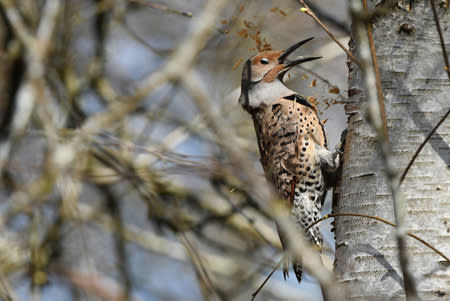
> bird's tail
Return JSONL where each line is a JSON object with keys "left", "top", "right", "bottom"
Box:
{"left": 293, "top": 261, "right": 303, "bottom": 283}
{"left": 282, "top": 256, "right": 303, "bottom": 283}
{"left": 306, "top": 224, "right": 324, "bottom": 246}
{"left": 277, "top": 222, "right": 323, "bottom": 283}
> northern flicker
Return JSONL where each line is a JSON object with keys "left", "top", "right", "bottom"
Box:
{"left": 238, "top": 37, "right": 342, "bottom": 282}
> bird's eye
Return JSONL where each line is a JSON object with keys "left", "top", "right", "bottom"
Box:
{"left": 260, "top": 58, "right": 269, "bottom": 64}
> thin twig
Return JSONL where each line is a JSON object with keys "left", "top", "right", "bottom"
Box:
{"left": 306, "top": 213, "right": 450, "bottom": 263}
{"left": 128, "top": 0, "right": 192, "bottom": 17}
{"left": 400, "top": 108, "right": 450, "bottom": 184}
{"left": 430, "top": 0, "right": 450, "bottom": 81}
{"left": 178, "top": 233, "right": 218, "bottom": 298}
{"left": 251, "top": 257, "right": 283, "bottom": 301}
{"left": 362, "top": 0, "right": 388, "bottom": 139}
{"left": 119, "top": 19, "right": 168, "bottom": 56}
{"left": 304, "top": 1, "right": 350, "bottom": 34}
{"left": 298, "top": 0, "right": 362, "bottom": 68}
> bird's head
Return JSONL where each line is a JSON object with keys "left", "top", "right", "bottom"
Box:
{"left": 239, "top": 37, "right": 321, "bottom": 111}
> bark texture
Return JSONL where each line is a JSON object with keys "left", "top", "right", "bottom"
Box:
{"left": 334, "top": 1, "right": 450, "bottom": 299}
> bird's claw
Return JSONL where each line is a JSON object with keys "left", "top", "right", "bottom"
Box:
{"left": 335, "top": 129, "right": 347, "bottom": 155}
{"left": 282, "top": 255, "right": 289, "bottom": 280}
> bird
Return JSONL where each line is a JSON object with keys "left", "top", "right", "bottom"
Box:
{"left": 238, "top": 37, "right": 342, "bottom": 282}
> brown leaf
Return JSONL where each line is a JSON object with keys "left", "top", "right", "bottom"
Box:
{"left": 232, "top": 58, "right": 243, "bottom": 71}
{"left": 237, "top": 29, "right": 248, "bottom": 38}
{"left": 329, "top": 86, "right": 340, "bottom": 94}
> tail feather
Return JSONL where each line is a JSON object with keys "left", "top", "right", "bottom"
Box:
{"left": 276, "top": 222, "right": 322, "bottom": 284}
{"left": 282, "top": 257, "right": 303, "bottom": 283}
{"left": 293, "top": 262, "right": 303, "bottom": 283}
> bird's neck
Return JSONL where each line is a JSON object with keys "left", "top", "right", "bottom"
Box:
{"left": 240, "top": 79, "right": 295, "bottom": 112}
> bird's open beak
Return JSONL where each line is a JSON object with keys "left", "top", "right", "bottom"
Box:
{"left": 278, "top": 37, "right": 321, "bottom": 80}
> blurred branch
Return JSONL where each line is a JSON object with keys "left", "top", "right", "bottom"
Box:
{"left": 362, "top": 0, "right": 388, "bottom": 139}
{"left": 119, "top": 19, "right": 169, "bottom": 56}
{"left": 81, "top": 0, "right": 229, "bottom": 134}
{"left": 74, "top": 202, "right": 244, "bottom": 277}
{"left": 178, "top": 233, "right": 219, "bottom": 299}
{"left": 54, "top": 266, "right": 143, "bottom": 301}
{"left": 0, "top": 0, "right": 62, "bottom": 174}
{"left": 0, "top": 271, "right": 14, "bottom": 301}
{"left": 128, "top": 0, "right": 192, "bottom": 17}
{"left": 0, "top": 0, "right": 353, "bottom": 299}
{"left": 0, "top": 0, "right": 34, "bottom": 50}
{"left": 251, "top": 258, "right": 282, "bottom": 300}
{"left": 102, "top": 186, "right": 131, "bottom": 301}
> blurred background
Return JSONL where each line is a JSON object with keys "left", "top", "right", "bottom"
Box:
{"left": 0, "top": 0, "right": 349, "bottom": 300}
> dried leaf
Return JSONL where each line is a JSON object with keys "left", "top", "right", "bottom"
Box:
{"left": 232, "top": 58, "right": 243, "bottom": 71}
{"left": 329, "top": 86, "right": 340, "bottom": 94}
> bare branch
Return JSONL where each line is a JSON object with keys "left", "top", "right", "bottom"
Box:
{"left": 298, "top": 0, "right": 361, "bottom": 67}
{"left": 307, "top": 213, "right": 450, "bottom": 264}
{"left": 128, "top": 0, "right": 193, "bottom": 17}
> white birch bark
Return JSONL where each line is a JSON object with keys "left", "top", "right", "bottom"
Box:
{"left": 334, "top": 1, "right": 450, "bottom": 298}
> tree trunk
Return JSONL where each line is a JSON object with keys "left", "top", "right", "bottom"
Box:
{"left": 334, "top": 1, "right": 450, "bottom": 299}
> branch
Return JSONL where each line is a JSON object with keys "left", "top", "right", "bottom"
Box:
{"left": 0, "top": 0, "right": 34, "bottom": 50}
{"left": 362, "top": 0, "right": 388, "bottom": 139}
{"left": 303, "top": 1, "right": 350, "bottom": 34}
{"left": 399, "top": 108, "right": 450, "bottom": 185}
{"left": 430, "top": 0, "right": 450, "bottom": 81}
{"left": 128, "top": 0, "right": 192, "bottom": 17}
{"left": 306, "top": 213, "right": 450, "bottom": 264}
{"left": 298, "top": 0, "right": 361, "bottom": 67}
